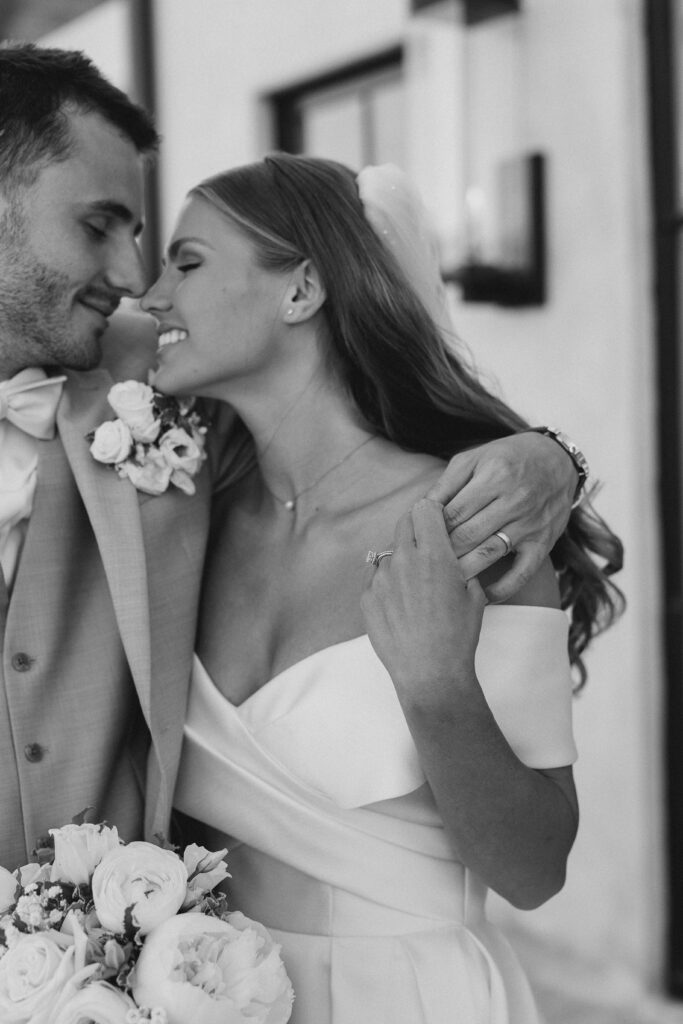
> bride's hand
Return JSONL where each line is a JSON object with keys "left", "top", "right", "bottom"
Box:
{"left": 361, "top": 499, "right": 487, "bottom": 704}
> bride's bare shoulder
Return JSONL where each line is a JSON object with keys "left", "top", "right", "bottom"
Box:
{"left": 358, "top": 443, "right": 446, "bottom": 523}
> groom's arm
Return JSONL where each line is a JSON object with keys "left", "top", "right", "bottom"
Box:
{"left": 426, "top": 430, "right": 583, "bottom": 602}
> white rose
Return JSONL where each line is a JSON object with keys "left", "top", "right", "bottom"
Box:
{"left": 107, "top": 381, "right": 158, "bottom": 441}
{"left": 0, "top": 931, "right": 76, "bottom": 1023}
{"left": 90, "top": 420, "right": 133, "bottom": 465}
{"left": 159, "top": 426, "right": 205, "bottom": 476}
{"left": 91, "top": 842, "right": 187, "bottom": 937}
{"left": 0, "top": 867, "right": 17, "bottom": 914}
{"left": 17, "top": 863, "right": 51, "bottom": 889}
{"left": 49, "top": 823, "right": 121, "bottom": 887}
{"left": 117, "top": 448, "right": 172, "bottom": 496}
{"left": 48, "top": 980, "right": 136, "bottom": 1024}
{"left": 131, "top": 911, "right": 294, "bottom": 1024}
{"left": 181, "top": 845, "right": 229, "bottom": 909}
{"left": 130, "top": 417, "right": 161, "bottom": 444}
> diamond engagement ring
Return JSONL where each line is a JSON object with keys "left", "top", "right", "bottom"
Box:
{"left": 494, "top": 531, "right": 513, "bottom": 556}
{"left": 366, "top": 549, "right": 394, "bottom": 567}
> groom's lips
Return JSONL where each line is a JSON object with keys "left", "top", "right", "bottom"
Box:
{"left": 79, "top": 295, "right": 120, "bottom": 319}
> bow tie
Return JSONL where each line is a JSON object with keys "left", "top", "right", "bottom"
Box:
{"left": 0, "top": 368, "right": 67, "bottom": 440}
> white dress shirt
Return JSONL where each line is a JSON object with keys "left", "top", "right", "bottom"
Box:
{"left": 0, "top": 419, "right": 39, "bottom": 589}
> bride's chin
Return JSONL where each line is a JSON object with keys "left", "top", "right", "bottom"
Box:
{"left": 149, "top": 366, "right": 180, "bottom": 394}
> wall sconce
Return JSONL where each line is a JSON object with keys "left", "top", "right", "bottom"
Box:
{"left": 413, "top": 0, "right": 545, "bottom": 307}
{"left": 412, "top": 0, "right": 520, "bottom": 25}
{"left": 450, "top": 152, "right": 546, "bottom": 306}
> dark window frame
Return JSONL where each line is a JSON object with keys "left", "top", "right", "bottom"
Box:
{"left": 271, "top": 47, "right": 403, "bottom": 155}
{"left": 646, "top": 0, "right": 683, "bottom": 998}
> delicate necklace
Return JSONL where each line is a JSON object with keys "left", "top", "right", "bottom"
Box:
{"left": 257, "top": 372, "right": 322, "bottom": 461}
{"left": 262, "top": 435, "right": 375, "bottom": 511}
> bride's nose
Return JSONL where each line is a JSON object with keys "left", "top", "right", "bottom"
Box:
{"left": 140, "top": 275, "right": 171, "bottom": 315}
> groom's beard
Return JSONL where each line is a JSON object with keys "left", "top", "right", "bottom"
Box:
{"left": 0, "top": 205, "right": 103, "bottom": 372}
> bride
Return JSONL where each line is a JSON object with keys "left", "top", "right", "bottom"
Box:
{"left": 141, "top": 154, "right": 622, "bottom": 1023}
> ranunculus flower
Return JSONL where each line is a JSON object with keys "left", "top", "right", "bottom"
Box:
{"left": 107, "top": 381, "right": 158, "bottom": 441}
{"left": 0, "top": 866, "right": 18, "bottom": 914}
{"left": 90, "top": 420, "right": 133, "bottom": 465}
{"left": 91, "top": 843, "right": 187, "bottom": 937}
{"left": 49, "top": 823, "right": 120, "bottom": 887}
{"left": 48, "top": 980, "right": 136, "bottom": 1024}
{"left": 0, "top": 930, "right": 76, "bottom": 1023}
{"left": 117, "top": 448, "right": 172, "bottom": 496}
{"left": 159, "top": 426, "right": 205, "bottom": 476}
{"left": 181, "top": 845, "right": 229, "bottom": 909}
{"left": 131, "top": 911, "right": 294, "bottom": 1024}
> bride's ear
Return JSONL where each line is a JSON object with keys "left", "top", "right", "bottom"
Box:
{"left": 283, "top": 260, "right": 326, "bottom": 323}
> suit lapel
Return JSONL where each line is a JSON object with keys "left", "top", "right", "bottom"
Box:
{"left": 56, "top": 370, "right": 153, "bottom": 726}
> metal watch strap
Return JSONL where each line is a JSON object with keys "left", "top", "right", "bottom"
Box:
{"left": 531, "top": 426, "right": 589, "bottom": 506}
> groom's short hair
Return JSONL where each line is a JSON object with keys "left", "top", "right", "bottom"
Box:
{"left": 0, "top": 42, "right": 159, "bottom": 193}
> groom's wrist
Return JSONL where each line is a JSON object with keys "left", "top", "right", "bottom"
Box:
{"left": 530, "top": 426, "right": 589, "bottom": 507}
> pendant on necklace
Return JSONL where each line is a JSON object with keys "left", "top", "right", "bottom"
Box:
{"left": 284, "top": 499, "right": 295, "bottom": 511}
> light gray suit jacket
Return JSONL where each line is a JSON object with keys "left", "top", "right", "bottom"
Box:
{"left": 0, "top": 366, "right": 211, "bottom": 868}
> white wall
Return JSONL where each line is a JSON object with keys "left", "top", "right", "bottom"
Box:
{"left": 41, "top": 0, "right": 666, "bottom": 1014}
{"left": 39, "top": 0, "right": 131, "bottom": 93}
{"left": 453, "top": 0, "right": 664, "bottom": 1012}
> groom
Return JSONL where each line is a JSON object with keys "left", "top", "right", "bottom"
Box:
{"left": 0, "top": 43, "right": 580, "bottom": 870}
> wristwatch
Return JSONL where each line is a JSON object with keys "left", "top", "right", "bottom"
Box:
{"left": 531, "top": 426, "right": 589, "bottom": 507}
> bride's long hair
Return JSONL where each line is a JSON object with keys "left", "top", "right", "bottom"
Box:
{"left": 192, "top": 152, "right": 624, "bottom": 687}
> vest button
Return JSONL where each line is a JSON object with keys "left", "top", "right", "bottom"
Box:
{"left": 12, "top": 652, "right": 33, "bottom": 672}
{"left": 24, "top": 743, "right": 43, "bottom": 763}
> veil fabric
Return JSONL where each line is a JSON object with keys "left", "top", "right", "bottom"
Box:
{"left": 356, "top": 164, "right": 455, "bottom": 343}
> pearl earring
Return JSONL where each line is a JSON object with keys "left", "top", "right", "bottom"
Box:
{"left": 286, "top": 309, "right": 294, "bottom": 317}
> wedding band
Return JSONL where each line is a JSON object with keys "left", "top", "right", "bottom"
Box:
{"left": 494, "top": 531, "right": 513, "bottom": 556}
{"left": 366, "top": 549, "right": 394, "bottom": 567}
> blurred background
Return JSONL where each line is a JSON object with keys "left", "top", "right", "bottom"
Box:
{"left": 1, "top": 0, "right": 680, "bottom": 1020}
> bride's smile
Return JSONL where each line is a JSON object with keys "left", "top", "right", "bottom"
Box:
{"left": 142, "top": 195, "right": 299, "bottom": 403}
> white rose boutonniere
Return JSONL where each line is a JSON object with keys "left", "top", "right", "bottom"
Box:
{"left": 89, "top": 420, "right": 133, "bottom": 465}
{"left": 107, "top": 382, "right": 160, "bottom": 443}
{"left": 88, "top": 383, "right": 207, "bottom": 496}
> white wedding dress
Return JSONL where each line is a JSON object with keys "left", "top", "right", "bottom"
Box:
{"left": 174, "top": 605, "right": 577, "bottom": 1024}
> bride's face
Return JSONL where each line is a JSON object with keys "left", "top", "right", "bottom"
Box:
{"left": 141, "top": 195, "right": 292, "bottom": 398}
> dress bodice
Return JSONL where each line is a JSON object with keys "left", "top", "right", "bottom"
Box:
{"left": 174, "top": 605, "right": 576, "bottom": 1024}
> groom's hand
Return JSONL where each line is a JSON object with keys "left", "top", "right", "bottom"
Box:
{"left": 425, "top": 432, "right": 578, "bottom": 602}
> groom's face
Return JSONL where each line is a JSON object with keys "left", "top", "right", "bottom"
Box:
{"left": 0, "top": 108, "right": 147, "bottom": 378}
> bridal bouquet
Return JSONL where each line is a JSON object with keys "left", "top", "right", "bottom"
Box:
{"left": 0, "top": 818, "right": 294, "bottom": 1024}
{"left": 88, "top": 381, "right": 207, "bottom": 496}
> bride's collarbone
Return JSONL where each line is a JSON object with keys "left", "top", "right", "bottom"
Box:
{"left": 199, "top": 455, "right": 446, "bottom": 701}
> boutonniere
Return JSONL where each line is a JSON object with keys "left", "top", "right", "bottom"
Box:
{"left": 87, "top": 381, "right": 208, "bottom": 496}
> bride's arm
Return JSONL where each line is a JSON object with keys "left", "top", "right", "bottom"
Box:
{"left": 361, "top": 499, "right": 578, "bottom": 911}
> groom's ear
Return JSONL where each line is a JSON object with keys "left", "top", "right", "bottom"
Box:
{"left": 283, "top": 259, "right": 326, "bottom": 323}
